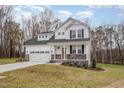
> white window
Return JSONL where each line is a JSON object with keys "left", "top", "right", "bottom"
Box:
{"left": 77, "top": 46, "right": 82, "bottom": 54}
{"left": 57, "top": 46, "right": 60, "bottom": 49}
{"left": 72, "top": 46, "right": 76, "bottom": 54}
{"left": 42, "top": 35, "right": 44, "bottom": 38}
{"left": 62, "top": 32, "right": 64, "bottom": 35}
{"left": 31, "top": 51, "right": 34, "bottom": 54}
{"left": 39, "top": 36, "right": 41, "bottom": 38}
{"left": 70, "top": 30, "right": 76, "bottom": 39}
{"left": 45, "top": 35, "right": 47, "bottom": 37}
{"left": 58, "top": 32, "right": 60, "bottom": 35}
{"left": 78, "top": 29, "right": 84, "bottom": 38}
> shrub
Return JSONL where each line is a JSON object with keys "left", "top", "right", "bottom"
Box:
{"left": 83, "top": 63, "right": 88, "bottom": 69}
{"left": 92, "top": 59, "right": 96, "bottom": 68}
{"left": 50, "top": 60, "right": 55, "bottom": 63}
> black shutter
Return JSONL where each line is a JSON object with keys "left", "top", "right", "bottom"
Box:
{"left": 70, "top": 45, "right": 72, "bottom": 54}
{"left": 82, "top": 29, "right": 84, "bottom": 38}
{"left": 70, "top": 30, "right": 72, "bottom": 38}
{"left": 82, "top": 45, "right": 84, "bottom": 54}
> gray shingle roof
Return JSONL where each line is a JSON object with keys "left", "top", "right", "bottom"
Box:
{"left": 24, "top": 38, "right": 48, "bottom": 45}
{"left": 24, "top": 35, "right": 90, "bottom": 45}
{"left": 49, "top": 35, "right": 90, "bottom": 43}
{"left": 41, "top": 31, "right": 54, "bottom": 34}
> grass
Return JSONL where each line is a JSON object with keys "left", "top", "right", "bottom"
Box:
{"left": 0, "top": 58, "right": 18, "bottom": 65}
{"left": 0, "top": 63, "right": 124, "bottom": 88}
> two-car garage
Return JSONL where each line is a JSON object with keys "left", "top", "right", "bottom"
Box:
{"left": 25, "top": 45, "right": 51, "bottom": 62}
{"left": 29, "top": 52, "right": 50, "bottom": 62}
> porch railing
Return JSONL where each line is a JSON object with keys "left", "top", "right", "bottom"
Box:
{"left": 66, "top": 54, "right": 86, "bottom": 59}
{"left": 51, "top": 54, "right": 86, "bottom": 60}
{"left": 51, "top": 54, "right": 61, "bottom": 59}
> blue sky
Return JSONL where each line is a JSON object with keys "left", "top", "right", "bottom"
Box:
{"left": 13, "top": 5, "right": 124, "bottom": 27}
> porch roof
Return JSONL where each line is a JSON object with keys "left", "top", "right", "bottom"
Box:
{"left": 24, "top": 35, "right": 90, "bottom": 45}
{"left": 48, "top": 35, "right": 90, "bottom": 43}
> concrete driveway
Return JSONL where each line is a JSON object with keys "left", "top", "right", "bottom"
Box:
{"left": 0, "top": 62, "right": 46, "bottom": 73}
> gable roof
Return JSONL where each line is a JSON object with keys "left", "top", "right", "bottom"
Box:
{"left": 24, "top": 17, "right": 90, "bottom": 45}
{"left": 54, "top": 17, "right": 90, "bottom": 32}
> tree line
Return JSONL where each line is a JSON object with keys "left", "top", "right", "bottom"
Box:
{"left": 0, "top": 6, "right": 23, "bottom": 58}
{"left": 91, "top": 24, "right": 124, "bottom": 65}
{"left": 0, "top": 5, "right": 61, "bottom": 58}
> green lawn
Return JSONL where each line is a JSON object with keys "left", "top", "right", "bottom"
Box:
{"left": 0, "top": 63, "right": 124, "bottom": 88}
{"left": 0, "top": 58, "right": 18, "bottom": 65}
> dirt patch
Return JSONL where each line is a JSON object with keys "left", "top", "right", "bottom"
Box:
{"left": 106, "top": 80, "right": 124, "bottom": 88}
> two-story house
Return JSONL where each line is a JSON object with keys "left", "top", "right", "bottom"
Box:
{"left": 24, "top": 17, "right": 91, "bottom": 66}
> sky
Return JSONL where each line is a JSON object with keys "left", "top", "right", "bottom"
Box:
{"left": 13, "top": 5, "right": 124, "bottom": 27}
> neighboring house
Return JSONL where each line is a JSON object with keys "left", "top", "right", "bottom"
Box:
{"left": 24, "top": 17, "right": 91, "bottom": 66}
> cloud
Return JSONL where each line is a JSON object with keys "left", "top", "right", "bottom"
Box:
{"left": 76, "top": 11, "right": 94, "bottom": 18}
{"left": 58, "top": 10, "right": 72, "bottom": 20}
{"left": 117, "top": 5, "right": 124, "bottom": 16}
{"left": 13, "top": 7, "right": 23, "bottom": 12}
{"left": 58, "top": 10, "right": 72, "bottom": 16}
{"left": 14, "top": 12, "right": 32, "bottom": 23}
{"left": 27, "top": 6, "right": 44, "bottom": 12}
{"left": 88, "top": 5, "right": 113, "bottom": 9}
{"left": 13, "top": 5, "right": 45, "bottom": 23}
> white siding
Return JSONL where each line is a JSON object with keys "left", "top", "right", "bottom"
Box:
{"left": 25, "top": 45, "right": 51, "bottom": 55}
{"left": 55, "top": 20, "right": 89, "bottom": 39}
{"left": 55, "top": 19, "right": 73, "bottom": 39}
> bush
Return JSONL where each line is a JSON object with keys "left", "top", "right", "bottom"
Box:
{"left": 50, "top": 60, "right": 55, "bottom": 63}
{"left": 92, "top": 59, "right": 96, "bottom": 68}
{"left": 83, "top": 62, "right": 88, "bottom": 69}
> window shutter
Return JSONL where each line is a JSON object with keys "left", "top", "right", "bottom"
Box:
{"left": 70, "top": 30, "right": 72, "bottom": 38}
{"left": 82, "top": 45, "right": 84, "bottom": 54}
{"left": 82, "top": 29, "right": 84, "bottom": 38}
{"left": 70, "top": 45, "right": 72, "bottom": 54}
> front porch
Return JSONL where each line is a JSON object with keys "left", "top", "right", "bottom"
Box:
{"left": 50, "top": 44, "right": 88, "bottom": 62}
{"left": 51, "top": 54, "right": 86, "bottom": 61}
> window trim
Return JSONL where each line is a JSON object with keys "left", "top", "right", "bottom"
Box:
{"left": 58, "top": 32, "right": 60, "bottom": 35}
{"left": 70, "top": 30, "right": 76, "bottom": 39}
{"left": 62, "top": 32, "right": 64, "bottom": 35}
{"left": 78, "top": 29, "right": 84, "bottom": 38}
{"left": 72, "top": 45, "right": 76, "bottom": 54}
{"left": 77, "top": 46, "right": 82, "bottom": 54}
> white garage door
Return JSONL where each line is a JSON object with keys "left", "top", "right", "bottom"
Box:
{"left": 29, "top": 53, "right": 50, "bottom": 62}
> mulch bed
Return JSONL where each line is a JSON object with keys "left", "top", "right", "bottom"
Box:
{"left": 62, "top": 64, "right": 104, "bottom": 71}
{"left": 87, "top": 67, "right": 104, "bottom": 71}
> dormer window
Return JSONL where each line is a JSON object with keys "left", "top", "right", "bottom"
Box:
{"left": 39, "top": 36, "right": 41, "bottom": 38}
{"left": 42, "top": 35, "right": 44, "bottom": 38}
{"left": 45, "top": 35, "right": 47, "bottom": 37}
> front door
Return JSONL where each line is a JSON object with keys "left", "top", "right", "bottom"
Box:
{"left": 61, "top": 48, "right": 64, "bottom": 59}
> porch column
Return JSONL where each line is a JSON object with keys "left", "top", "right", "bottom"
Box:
{"left": 64, "top": 45, "right": 66, "bottom": 60}
{"left": 54, "top": 45, "right": 56, "bottom": 60}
